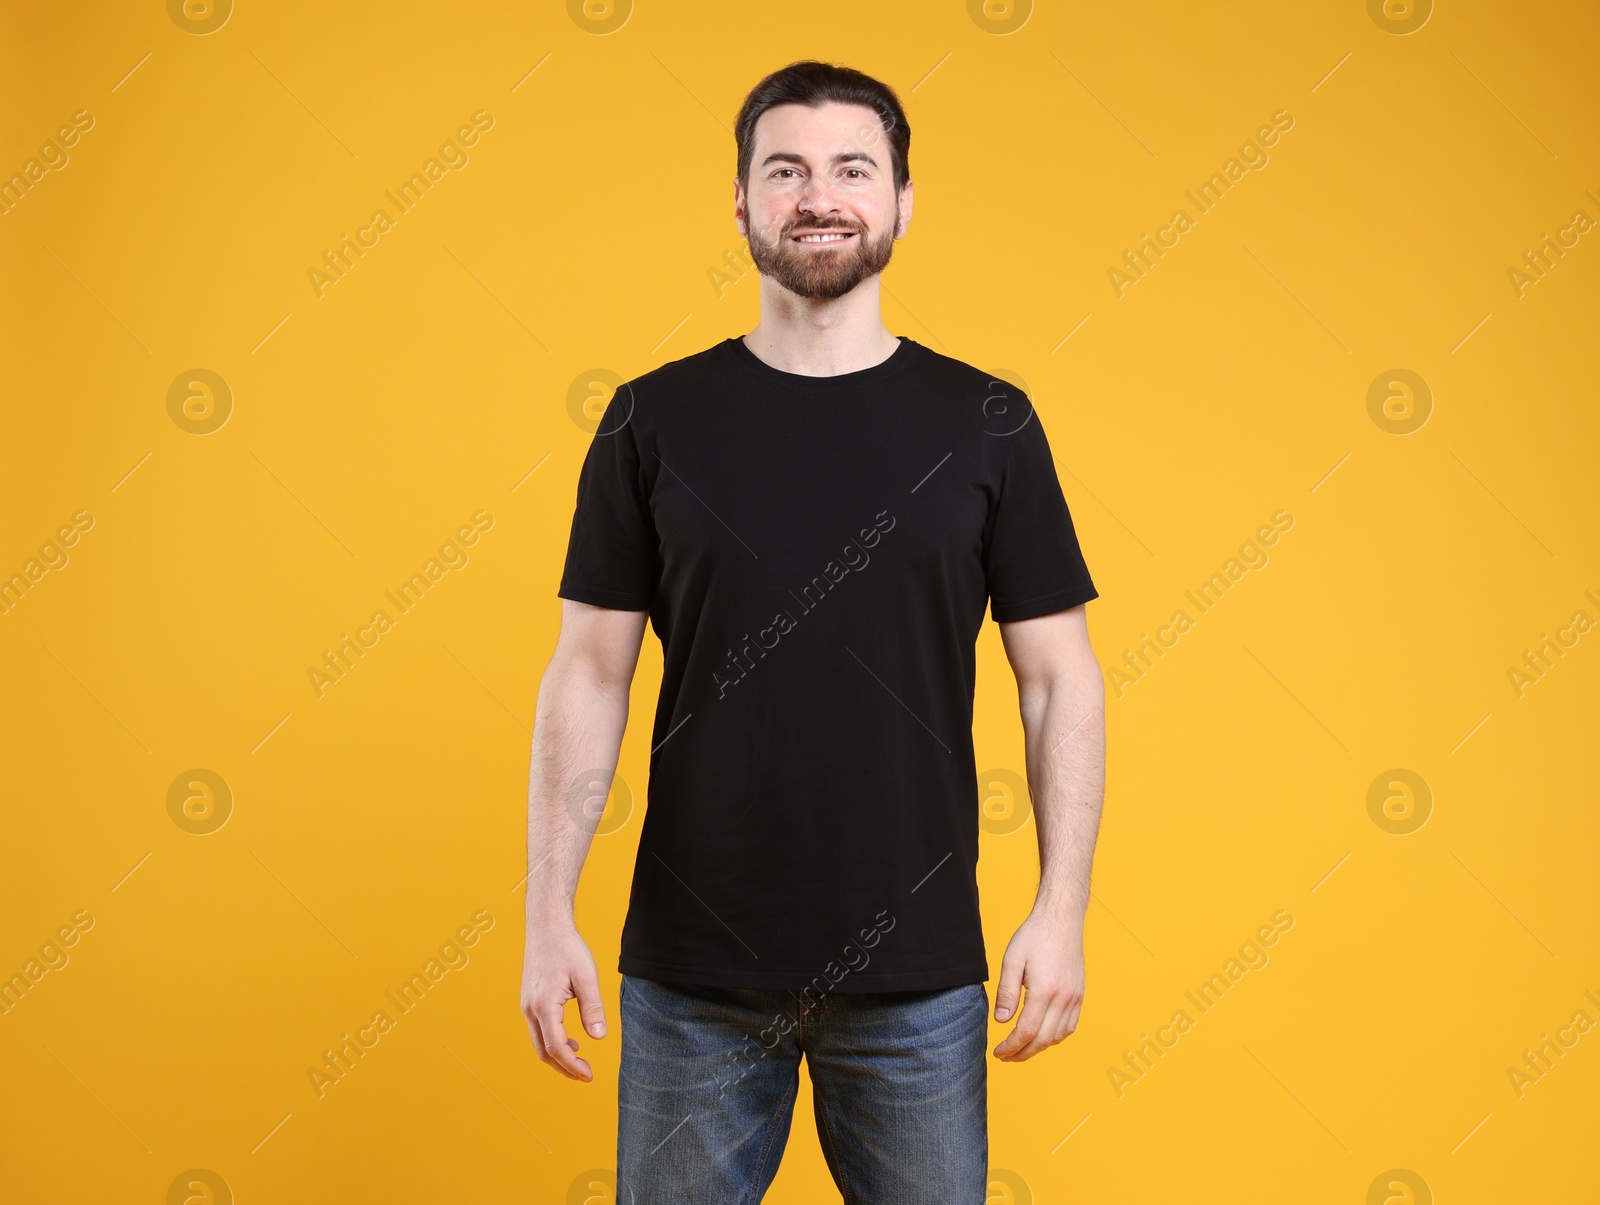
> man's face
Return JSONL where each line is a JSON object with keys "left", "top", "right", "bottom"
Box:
{"left": 737, "top": 101, "right": 911, "bottom": 300}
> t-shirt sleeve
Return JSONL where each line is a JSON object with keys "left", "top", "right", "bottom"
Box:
{"left": 556, "top": 393, "right": 659, "bottom": 611}
{"left": 983, "top": 407, "right": 1098, "bottom": 623}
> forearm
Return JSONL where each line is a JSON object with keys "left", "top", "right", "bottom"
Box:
{"left": 525, "top": 662, "right": 630, "bottom": 928}
{"left": 1018, "top": 666, "right": 1105, "bottom": 926}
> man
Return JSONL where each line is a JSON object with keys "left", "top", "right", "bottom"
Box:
{"left": 522, "top": 60, "right": 1105, "bottom": 1203}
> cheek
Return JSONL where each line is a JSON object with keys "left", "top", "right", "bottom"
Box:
{"left": 756, "top": 207, "right": 793, "bottom": 239}
{"left": 862, "top": 198, "right": 898, "bottom": 233}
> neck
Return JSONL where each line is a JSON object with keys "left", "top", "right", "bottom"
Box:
{"left": 743, "top": 275, "right": 900, "bottom": 376}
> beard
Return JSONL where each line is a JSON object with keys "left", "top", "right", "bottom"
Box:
{"left": 745, "top": 207, "right": 899, "bottom": 300}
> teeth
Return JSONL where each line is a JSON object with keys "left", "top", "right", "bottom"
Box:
{"left": 797, "top": 233, "right": 851, "bottom": 242}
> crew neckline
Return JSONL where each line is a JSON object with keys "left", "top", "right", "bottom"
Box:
{"left": 725, "top": 334, "right": 921, "bottom": 391}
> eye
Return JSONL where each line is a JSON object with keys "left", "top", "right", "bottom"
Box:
{"left": 843, "top": 168, "right": 866, "bottom": 179}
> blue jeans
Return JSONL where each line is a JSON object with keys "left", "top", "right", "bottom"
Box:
{"left": 616, "top": 974, "right": 989, "bottom": 1203}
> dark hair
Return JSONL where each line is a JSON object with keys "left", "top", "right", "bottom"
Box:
{"left": 734, "top": 61, "right": 911, "bottom": 195}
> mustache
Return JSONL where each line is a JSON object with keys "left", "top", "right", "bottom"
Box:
{"left": 788, "top": 217, "right": 859, "bottom": 231}
{"left": 754, "top": 217, "right": 866, "bottom": 241}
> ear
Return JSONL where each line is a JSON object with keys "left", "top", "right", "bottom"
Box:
{"left": 733, "top": 176, "right": 748, "bottom": 236}
{"left": 895, "top": 179, "right": 914, "bottom": 238}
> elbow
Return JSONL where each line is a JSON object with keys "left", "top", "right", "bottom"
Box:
{"left": 1018, "top": 661, "right": 1103, "bottom": 717}
{"left": 1032, "top": 637, "right": 1104, "bottom": 695}
{"left": 540, "top": 653, "right": 631, "bottom": 711}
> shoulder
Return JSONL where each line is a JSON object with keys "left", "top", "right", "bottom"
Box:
{"left": 904, "top": 342, "right": 1041, "bottom": 442}
{"left": 616, "top": 339, "right": 730, "bottom": 399}
{"left": 594, "top": 339, "right": 732, "bottom": 436}
{"left": 906, "top": 341, "right": 1009, "bottom": 391}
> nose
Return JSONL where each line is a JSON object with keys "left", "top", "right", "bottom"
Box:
{"left": 797, "top": 175, "right": 841, "bottom": 219}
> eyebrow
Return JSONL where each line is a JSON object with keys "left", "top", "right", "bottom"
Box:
{"left": 759, "top": 150, "right": 879, "bottom": 171}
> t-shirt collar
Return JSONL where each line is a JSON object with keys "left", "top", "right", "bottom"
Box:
{"left": 725, "top": 334, "right": 920, "bottom": 391}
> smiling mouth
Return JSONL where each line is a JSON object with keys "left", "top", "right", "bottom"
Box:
{"left": 791, "top": 231, "right": 857, "bottom": 244}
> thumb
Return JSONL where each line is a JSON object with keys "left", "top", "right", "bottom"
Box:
{"left": 572, "top": 963, "right": 608, "bottom": 1038}
{"left": 993, "top": 949, "right": 1024, "bottom": 1022}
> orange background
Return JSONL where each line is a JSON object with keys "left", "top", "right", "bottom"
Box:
{"left": 2, "top": 1, "right": 1596, "bottom": 1201}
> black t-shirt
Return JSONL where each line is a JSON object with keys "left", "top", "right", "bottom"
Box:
{"left": 557, "top": 334, "right": 1097, "bottom": 992}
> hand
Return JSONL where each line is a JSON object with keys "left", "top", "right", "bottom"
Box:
{"left": 521, "top": 919, "right": 608, "bottom": 1082}
{"left": 991, "top": 910, "right": 1085, "bottom": 1061}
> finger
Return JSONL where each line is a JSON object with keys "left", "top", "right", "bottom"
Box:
{"left": 1009, "top": 996, "right": 1068, "bottom": 1061}
{"left": 1035, "top": 991, "right": 1081, "bottom": 1048}
{"left": 528, "top": 1009, "right": 584, "bottom": 1081}
{"left": 993, "top": 951, "right": 1025, "bottom": 1023}
{"left": 528, "top": 1010, "right": 570, "bottom": 1078}
{"left": 538, "top": 1006, "right": 593, "bottom": 1081}
{"left": 993, "top": 978, "right": 1052, "bottom": 1058}
{"left": 1056, "top": 993, "right": 1084, "bottom": 1042}
{"left": 525, "top": 1006, "right": 550, "bottom": 1061}
{"left": 1048, "top": 984, "right": 1085, "bottom": 1044}
{"left": 1004, "top": 992, "right": 1068, "bottom": 1056}
{"left": 572, "top": 961, "right": 608, "bottom": 1039}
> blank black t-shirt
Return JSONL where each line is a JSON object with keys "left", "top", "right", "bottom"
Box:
{"left": 557, "top": 334, "right": 1096, "bottom": 992}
